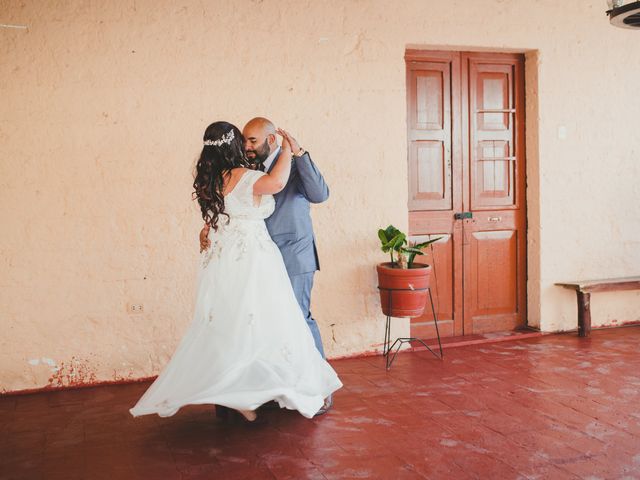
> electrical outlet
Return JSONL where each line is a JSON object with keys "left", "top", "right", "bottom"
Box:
{"left": 128, "top": 303, "right": 144, "bottom": 314}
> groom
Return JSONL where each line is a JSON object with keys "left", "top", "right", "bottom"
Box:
{"left": 200, "top": 117, "right": 333, "bottom": 414}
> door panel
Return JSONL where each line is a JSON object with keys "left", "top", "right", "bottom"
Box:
{"left": 415, "top": 71, "right": 444, "bottom": 130}
{"left": 463, "top": 53, "right": 526, "bottom": 333}
{"left": 407, "top": 50, "right": 526, "bottom": 338}
{"left": 470, "top": 61, "right": 518, "bottom": 210}
{"left": 406, "top": 50, "right": 464, "bottom": 338}
{"left": 408, "top": 233, "right": 456, "bottom": 338}
{"left": 469, "top": 229, "right": 517, "bottom": 313}
{"left": 407, "top": 59, "right": 455, "bottom": 212}
{"left": 408, "top": 213, "right": 463, "bottom": 337}
{"left": 414, "top": 141, "right": 445, "bottom": 201}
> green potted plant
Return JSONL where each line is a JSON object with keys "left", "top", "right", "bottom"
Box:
{"left": 376, "top": 225, "right": 440, "bottom": 317}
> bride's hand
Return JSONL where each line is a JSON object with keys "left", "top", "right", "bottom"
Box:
{"left": 277, "top": 128, "right": 293, "bottom": 153}
{"left": 199, "top": 224, "right": 211, "bottom": 253}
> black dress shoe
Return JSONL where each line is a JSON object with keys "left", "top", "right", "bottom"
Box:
{"left": 215, "top": 405, "right": 231, "bottom": 420}
{"left": 260, "top": 400, "right": 280, "bottom": 410}
{"left": 314, "top": 396, "right": 333, "bottom": 417}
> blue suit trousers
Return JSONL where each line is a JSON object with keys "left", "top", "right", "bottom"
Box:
{"left": 289, "top": 272, "right": 325, "bottom": 358}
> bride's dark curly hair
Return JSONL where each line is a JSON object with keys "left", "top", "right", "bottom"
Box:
{"left": 193, "top": 121, "right": 249, "bottom": 230}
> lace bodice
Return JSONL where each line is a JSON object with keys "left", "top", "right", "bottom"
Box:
{"left": 223, "top": 170, "right": 275, "bottom": 220}
{"left": 201, "top": 170, "right": 275, "bottom": 267}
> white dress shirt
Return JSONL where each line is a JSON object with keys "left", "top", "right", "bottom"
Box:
{"left": 262, "top": 145, "right": 281, "bottom": 172}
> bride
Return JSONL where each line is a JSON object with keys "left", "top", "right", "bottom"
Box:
{"left": 130, "top": 121, "right": 342, "bottom": 421}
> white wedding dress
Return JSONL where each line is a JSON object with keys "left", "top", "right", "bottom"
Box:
{"left": 130, "top": 170, "right": 342, "bottom": 419}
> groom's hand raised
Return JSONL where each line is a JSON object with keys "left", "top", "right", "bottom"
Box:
{"left": 199, "top": 224, "right": 211, "bottom": 252}
{"left": 278, "top": 129, "right": 301, "bottom": 156}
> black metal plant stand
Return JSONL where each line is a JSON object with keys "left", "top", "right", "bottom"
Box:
{"left": 379, "top": 286, "right": 443, "bottom": 370}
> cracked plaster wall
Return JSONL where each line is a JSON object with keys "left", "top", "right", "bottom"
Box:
{"left": 1, "top": 0, "right": 639, "bottom": 392}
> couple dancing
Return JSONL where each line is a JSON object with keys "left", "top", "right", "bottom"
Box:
{"left": 130, "top": 118, "right": 341, "bottom": 421}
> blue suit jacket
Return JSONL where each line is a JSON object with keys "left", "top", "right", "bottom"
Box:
{"left": 265, "top": 151, "right": 329, "bottom": 277}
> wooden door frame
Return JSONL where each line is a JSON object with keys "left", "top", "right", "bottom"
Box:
{"left": 406, "top": 48, "right": 529, "bottom": 335}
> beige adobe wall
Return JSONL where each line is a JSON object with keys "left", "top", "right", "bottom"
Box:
{"left": 1, "top": 0, "right": 639, "bottom": 392}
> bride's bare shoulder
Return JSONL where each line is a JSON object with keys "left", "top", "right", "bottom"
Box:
{"left": 230, "top": 167, "right": 253, "bottom": 178}
{"left": 226, "top": 167, "right": 249, "bottom": 181}
{"left": 223, "top": 167, "right": 252, "bottom": 195}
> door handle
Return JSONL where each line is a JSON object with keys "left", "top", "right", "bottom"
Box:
{"left": 454, "top": 212, "right": 473, "bottom": 220}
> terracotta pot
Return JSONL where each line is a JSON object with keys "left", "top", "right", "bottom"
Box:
{"left": 376, "top": 262, "right": 432, "bottom": 318}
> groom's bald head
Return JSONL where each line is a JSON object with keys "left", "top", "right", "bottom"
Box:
{"left": 245, "top": 117, "right": 276, "bottom": 136}
{"left": 243, "top": 117, "right": 277, "bottom": 165}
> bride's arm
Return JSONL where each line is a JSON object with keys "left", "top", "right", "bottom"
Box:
{"left": 253, "top": 129, "right": 293, "bottom": 195}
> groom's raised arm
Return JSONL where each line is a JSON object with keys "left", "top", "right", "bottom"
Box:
{"left": 295, "top": 152, "right": 329, "bottom": 204}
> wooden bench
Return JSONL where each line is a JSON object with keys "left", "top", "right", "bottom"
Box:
{"left": 556, "top": 277, "right": 640, "bottom": 337}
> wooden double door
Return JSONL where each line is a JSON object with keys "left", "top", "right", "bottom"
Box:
{"left": 406, "top": 50, "right": 526, "bottom": 338}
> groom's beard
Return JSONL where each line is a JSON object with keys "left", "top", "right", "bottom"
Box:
{"left": 246, "top": 139, "right": 270, "bottom": 169}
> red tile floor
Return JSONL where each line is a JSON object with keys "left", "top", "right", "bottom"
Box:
{"left": 3, "top": 327, "right": 640, "bottom": 479}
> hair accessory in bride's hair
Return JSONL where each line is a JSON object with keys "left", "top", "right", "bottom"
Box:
{"left": 203, "top": 129, "right": 235, "bottom": 147}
